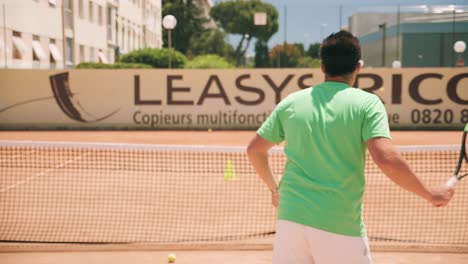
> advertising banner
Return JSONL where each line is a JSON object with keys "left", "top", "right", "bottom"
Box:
{"left": 0, "top": 68, "right": 467, "bottom": 130}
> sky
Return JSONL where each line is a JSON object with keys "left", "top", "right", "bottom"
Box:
{"left": 212, "top": 0, "right": 467, "bottom": 54}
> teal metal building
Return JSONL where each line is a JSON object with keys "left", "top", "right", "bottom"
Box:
{"left": 349, "top": 8, "right": 468, "bottom": 67}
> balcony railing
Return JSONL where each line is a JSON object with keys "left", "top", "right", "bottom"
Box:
{"left": 107, "top": 0, "right": 119, "bottom": 6}
{"left": 32, "top": 60, "right": 41, "bottom": 69}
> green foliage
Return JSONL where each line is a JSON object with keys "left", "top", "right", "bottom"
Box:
{"left": 185, "top": 54, "right": 234, "bottom": 69}
{"left": 211, "top": 0, "right": 279, "bottom": 66}
{"left": 297, "top": 57, "right": 321, "bottom": 68}
{"left": 294, "top": 43, "right": 305, "bottom": 56}
{"left": 75, "top": 62, "right": 151, "bottom": 69}
{"left": 211, "top": 0, "right": 278, "bottom": 41}
{"left": 120, "top": 48, "right": 187, "bottom": 68}
{"left": 306, "top": 43, "right": 321, "bottom": 59}
{"left": 269, "top": 44, "right": 302, "bottom": 68}
{"left": 188, "top": 29, "right": 234, "bottom": 60}
{"left": 254, "top": 40, "right": 270, "bottom": 68}
{"left": 162, "top": 0, "right": 208, "bottom": 54}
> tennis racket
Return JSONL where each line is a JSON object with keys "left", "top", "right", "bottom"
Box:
{"left": 446, "top": 123, "right": 468, "bottom": 188}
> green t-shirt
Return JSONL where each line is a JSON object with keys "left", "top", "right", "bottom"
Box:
{"left": 257, "top": 81, "right": 391, "bottom": 237}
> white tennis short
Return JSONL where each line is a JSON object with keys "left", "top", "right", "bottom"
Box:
{"left": 273, "top": 220, "right": 372, "bottom": 264}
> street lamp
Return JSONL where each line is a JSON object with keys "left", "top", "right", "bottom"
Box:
{"left": 243, "top": 34, "right": 250, "bottom": 67}
{"left": 392, "top": 60, "right": 401, "bottom": 68}
{"left": 320, "top": 24, "right": 327, "bottom": 41}
{"left": 378, "top": 23, "right": 387, "bottom": 67}
{"left": 162, "top": 15, "right": 177, "bottom": 68}
{"left": 454, "top": 40, "right": 466, "bottom": 67}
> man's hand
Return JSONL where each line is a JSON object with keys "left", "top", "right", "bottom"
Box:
{"left": 367, "top": 137, "right": 456, "bottom": 207}
{"left": 427, "top": 185, "right": 455, "bottom": 207}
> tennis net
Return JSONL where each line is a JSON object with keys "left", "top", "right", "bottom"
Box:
{"left": 0, "top": 141, "right": 467, "bottom": 252}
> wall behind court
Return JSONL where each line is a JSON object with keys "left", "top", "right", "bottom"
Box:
{"left": 0, "top": 68, "right": 467, "bottom": 130}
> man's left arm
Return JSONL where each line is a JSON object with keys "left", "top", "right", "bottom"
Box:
{"left": 247, "top": 134, "right": 279, "bottom": 207}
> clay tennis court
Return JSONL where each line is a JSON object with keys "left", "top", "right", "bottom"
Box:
{"left": 1, "top": 130, "right": 467, "bottom": 264}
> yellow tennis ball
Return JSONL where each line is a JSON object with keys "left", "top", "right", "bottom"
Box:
{"left": 168, "top": 253, "right": 176, "bottom": 263}
{"left": 208, "top": 128, "right": 212, "bottom": 132}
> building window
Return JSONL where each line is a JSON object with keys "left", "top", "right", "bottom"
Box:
{"left": 89, "top": 47, "right": 95, "bottom": 62}
{"left": 79, "top": 45, "right": 85, "bottom": 62}
{"left": 107, "top": 8, "right": 112, "bottom": 26}
{"left": 98, "top": 5, "right": 103, "bottom": 26}
{"left": 135, "top": 30, "right": 138, "bottom": 49}
{"left": 115, "top": 20, "right": 119, "bottom": 44}
{"left": 127, "top": 27, "right": 131, "bottom": 51}
{"left": 64, "top": 0, "right": 72, "bottom": 9}
{"left": 79, "top": 0, "right": 84, "bottom": 19}
{"left": 88, "top": 1, "right": 94, "bottom": 23}
{"left": 65, "top": 37, "right": 74, "bottom": 67}
{"left": 32, "top": 35, "right": 46, "bottom": 62}
{"left": 49, "top": 39, "right": 63, "bottom": 68}
{"left": 64, "top": 0, "right": 73, "bottom": 29}
{"left": 12, "top": 31, "right": 26, "bottom": 60}
{"left": 107, "top": 7, "right": 113, "bottom": 41}
{"left": 129, "top": 29, "right": 132, "bottom": 50}
{"left": 0, "top": 38, "right": 5, "bottom": 63}
{"left": 135, "top": 33, "right": 139, "bottom": 49}
{"left": 121, "top": 25, "right": 125, "bottom": 51}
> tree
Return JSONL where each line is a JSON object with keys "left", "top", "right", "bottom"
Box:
{"left": 269, "top": 44, "right": 302, "bottom": 68}
{"left": 254, "top": 40, "right": 269, "bottom": 68}
{"left": 162, "top": 0, "right": 208, "bottom": 54}
{"left": 211, "top": 0, "right": 279, "bottom": 66}
{"left": 294, "top": 43, "right": 305, "bottom": 56}
{"left": 187, "top": 29, "right": 234, "bottom": 60}
{"left": 306, "top": 43, "right": 321, "bottom": 59}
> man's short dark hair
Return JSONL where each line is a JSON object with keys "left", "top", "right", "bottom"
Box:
{"left": 320, "top": 31, "right": 361, "bottom": 77}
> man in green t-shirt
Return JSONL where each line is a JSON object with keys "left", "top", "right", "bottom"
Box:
{"left": 247, "top": 31, "right": 454, "bottom": 264}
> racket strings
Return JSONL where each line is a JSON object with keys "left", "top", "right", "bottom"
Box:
{"left": 459, "top": 172, "right": 468, "bottom": 180}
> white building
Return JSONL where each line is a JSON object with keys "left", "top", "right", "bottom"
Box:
{"left": 0, "top": 0, "right": 162, "bottom": 69}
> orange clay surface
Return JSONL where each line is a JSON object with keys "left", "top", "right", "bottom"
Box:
{"left": 1, "top": 130, "right": 466, "bottom": 264}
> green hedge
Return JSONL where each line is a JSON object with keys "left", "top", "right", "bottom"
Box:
{"left": 297, "top": 57, "right": 321, "bottom": 68}
{"left": 120, "top": 48, "right": 187, "bottom": 68}
{"left": 75, "top": 62, "right": 151, "bottom": 69}
{"left": 185, "top": 54, "right": 234, "bottom": 69}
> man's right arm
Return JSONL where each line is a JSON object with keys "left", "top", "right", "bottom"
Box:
{"left": 366, "top": 137, "right": 454, "bottom": 207}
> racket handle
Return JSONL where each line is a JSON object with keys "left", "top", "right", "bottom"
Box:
{"left": 446, "top": 176, "right": 459, "bottom": 188}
